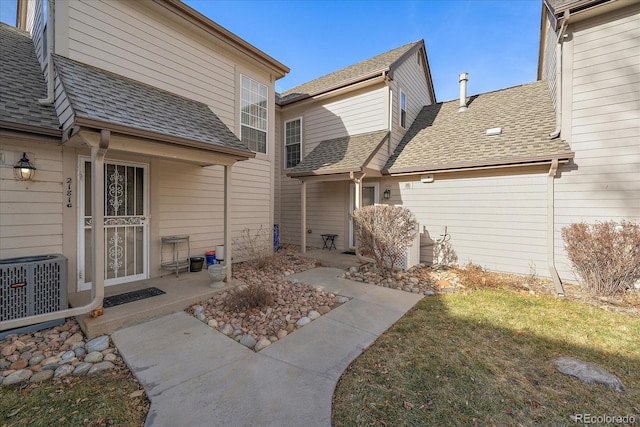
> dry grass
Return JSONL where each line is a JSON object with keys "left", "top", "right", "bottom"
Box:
{"left": 332, "top": 288, "right": 640, "bottom": 426}
{"left": 0, "top": 368, "right": 148, "bottom": 427}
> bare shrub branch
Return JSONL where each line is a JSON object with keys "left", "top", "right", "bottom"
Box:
{"left": 226, "top": 284, "right": 274, "bottom": 311}
{"left": 234, "top": 226, "right": 274, "bottom": 269}
{"left": 353, "top": 205, "right": 418, "bottom": 272}
{"left": 561, "top": 220, "right": 640, "bottom": 295}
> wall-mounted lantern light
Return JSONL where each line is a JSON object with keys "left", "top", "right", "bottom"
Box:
{"left": 383, "top": 188, "right": 391, "bottom": 200}
{"left": 14, "top": 152, "right": 36, "bottom": 181}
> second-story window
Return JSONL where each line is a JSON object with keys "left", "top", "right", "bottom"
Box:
{"left": 400, "top": 91, "right": 407, "bottom": 128}
{"left": 285, "top": 118, "right": 302, "bottom": 168}
{"left": 240, "top": 75, "right": 268, "bottom": 153}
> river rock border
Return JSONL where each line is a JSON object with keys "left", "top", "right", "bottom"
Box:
{"left": 191, "top": 278, "right": 350, "bottom": 352}
{"left": 0, "top": 319, "right": 120, "bottom": 387}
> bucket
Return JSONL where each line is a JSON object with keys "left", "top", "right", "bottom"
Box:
{"left": 215, "top": 245, "right": 224, "bottom": 261}
{"left": 205, "top": 251, "right": 216, "bottom": 267}
{"left": 189, "top": 257, "right": 204, "bottom": 272}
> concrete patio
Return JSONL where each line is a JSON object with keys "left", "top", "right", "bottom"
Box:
{"left": 68, "top": 248, "right": 361, "bottom": 339}
{"left": 111, "top": 267, "right": 424, "bottom": 427}
{"left": 69, "top": 269, "right": 230, "bottom": 339}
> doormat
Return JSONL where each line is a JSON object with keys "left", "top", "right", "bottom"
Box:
{"left": 342, "top": 250, "right": 356, "bottom": 255}
{"left": 103, "top": 287, "right": 166, "bottom": 308}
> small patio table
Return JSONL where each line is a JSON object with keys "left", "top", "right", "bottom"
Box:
{"left": 321, "top": 234, "right": 337, "bottom": 250}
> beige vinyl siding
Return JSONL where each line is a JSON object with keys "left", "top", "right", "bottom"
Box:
{"left": 0, "top": 142, "right": 63, "bottom": 259}
{"left": 304, "top": 86, "right": 386, "bottom": 149}
{"left": 542, "top": 11, "right": 559, "bottom": 110}
{"left": 65, "top": 0, "right": 236, "bottom": 127}
{"left": 274, "top": 114, "right": 282, "bottom": 226}
{"left": 382, "top": 168, "right": 550, "bottom": 276}
{"left": 54, "top": 73, "right": 74, "bottom": 131}
{"left": 306, "top": 181, "right": 349, "bottom": 250}
{"left": 554, "top": 4, "right": 640, "bottom": 281}
{"left": 279, "top": 178, "right": 302, "bottom": 247}
{"left": 388, "top": 50, "right": 432, "bottom": 154}
{"left": 154, "top": 159, "right": 273, "bottom": 273}
{"left": 366, "top": 140, "right": 392, "bottom": 171}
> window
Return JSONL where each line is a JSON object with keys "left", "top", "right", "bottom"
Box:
{"left": 240, "top": 75, "right": 268, "bottom": 153}
{"left": 400, "top": 91, "right": 407, "bottom": 128}
{"left": 284, "top": 118, "right": 302, "bottom": 168}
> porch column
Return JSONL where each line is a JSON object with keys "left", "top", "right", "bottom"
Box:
{"left": 224, "top": 164, "right": 233, "bottom": 283}
{"left": 90, "top": 130, "right": 109, "bottom": 304}
{"left": 301, "top": 180, "right": 307, "bottom": 253}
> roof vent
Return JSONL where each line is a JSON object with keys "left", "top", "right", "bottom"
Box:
{"left": 486, "top": 127, "right": 502, "bottom": 136}
{"left": 458, "top": 72, "right": 468, "bottom": 112}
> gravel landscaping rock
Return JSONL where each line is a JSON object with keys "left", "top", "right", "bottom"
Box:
{"left": 86, "top": 336, "right": 110, "bottom": 353}
{"left": 0, "top": 319, "right": 123, "bottom": 387}
{"left": 85, "top": 351, "right": 104, "bottom": 363}
{"left": 555, "top": 356, "right": 625, "bottom": 392}
{"left": 190, "top": 248, "right": 347, "bottom": 351}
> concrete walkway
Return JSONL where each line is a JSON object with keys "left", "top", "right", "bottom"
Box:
{"left": 111, "top": 268, "right": 423, "bottom": 427}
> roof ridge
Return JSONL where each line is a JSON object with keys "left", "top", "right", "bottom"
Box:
{"left": 436, "top": 79, "right": 548, "bottom": 105}
{"left": 0, "top": 22, "right": 31, "bottom": 38}
{"left": 280, "top": 40, "right": 421, "bottom": 99}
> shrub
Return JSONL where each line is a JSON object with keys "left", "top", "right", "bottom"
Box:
{"left": 561, "top": 220, "right": 640, "bottom": 295}
{"left": 456, "top": 262, "right": 538, "bottom": 290}
{"left": 226, "top": 284, "right": 274, "bottom": 311}
{"left": 353, "top": 205, "right": 418, "bottom": 272}
{"left": 234, "top": 226, "right": 274, "bottom": 269}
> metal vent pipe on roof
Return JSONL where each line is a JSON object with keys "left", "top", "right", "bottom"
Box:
{"left": 458, "top": 72, "right": 468, "bottom": 112}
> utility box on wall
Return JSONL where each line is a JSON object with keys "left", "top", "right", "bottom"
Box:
{"left": 0, "top": 254, "right": 68, "bottom": 322}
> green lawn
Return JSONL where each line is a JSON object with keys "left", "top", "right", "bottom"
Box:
{"left": 332, "top": 289, "right": 640, "bottom": 426}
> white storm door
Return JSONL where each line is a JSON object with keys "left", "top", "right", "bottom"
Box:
{"left": 79, "top": 159, "right": 149, "bottom": 291}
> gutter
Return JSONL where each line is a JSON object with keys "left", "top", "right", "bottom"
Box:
{"left": 383, "top": 154, "right": 574, "bottom": 176}
{"left": 549, "top": 10, "right": 570, "bottom": 139}
{"left": 278, "top": 70, "right": 387, "bottom": 106}
{"left": 547, "top": 159, "right": 565, "bottom": 296}
{"left": 0, "top": 130, "right": 110, "bottom": 332}
{"left": 0, "top": 120, "right": 63, "bottom": 138}
{"left": 74, "top": 117, "right": 255, "bottom": 160}
{"left": 38, "top": 0, "right": 54, "bottom": 105}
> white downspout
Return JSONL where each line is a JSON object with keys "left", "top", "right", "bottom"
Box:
{"left": 547, "top": 158, "right": 564, "bottom": 296}
{"left": 301, "top": 180, "right": 307, "bottom": 253}
{"left": 38, "top": 0, "right": 54, "bottom": 105}
{"left": 549, "top": 10, "right": 570, "bottom": 139}
{"left": 0, "top": 130, "right": 109, "bottom": 331}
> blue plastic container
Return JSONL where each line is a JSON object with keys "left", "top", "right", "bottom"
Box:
{"left": 205, "top": 251, "right": 216, "bottom": 266}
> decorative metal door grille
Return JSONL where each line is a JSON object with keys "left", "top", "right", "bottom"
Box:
{"left": 83, "top": 161, "right": 147, "bottom": 286}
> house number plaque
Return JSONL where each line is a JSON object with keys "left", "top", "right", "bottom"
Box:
{"left": 66, "top": 177, "right": 73, "bottom": 208}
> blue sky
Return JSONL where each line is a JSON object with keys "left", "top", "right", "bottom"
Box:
{"left": 0, "top": 0, "right": 543, "bottom": 102}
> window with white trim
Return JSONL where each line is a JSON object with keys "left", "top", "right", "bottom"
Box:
{"left": 400, "top": 90, "right": 407, "bottom": 128}
{"left": 284, "top": 118, "right": 302, "bottom": 168}
{"left": 240, "top": 75, "right": 268, "bottom": 153}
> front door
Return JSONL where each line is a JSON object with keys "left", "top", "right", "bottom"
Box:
{"left": 79, "top": 159, "right": 149, "bottom": 291}
{"left": 349, "top": 183, "right": 379, "bottom": 248}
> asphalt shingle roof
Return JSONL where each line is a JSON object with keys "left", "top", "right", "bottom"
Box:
{"left": 287, "top": 130, "right": 389, "bottom": 177}
{"left": 0, "top": 23, "right": 61, "bottom": 132}
{"left": 53, "top": 55, "right": 249, "bottom": 151}
{"left": 384, "top": 81, "right": 573, "bottom": 173}
{"left": 279, "top": 41, "right": 421, "bottom": 103}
